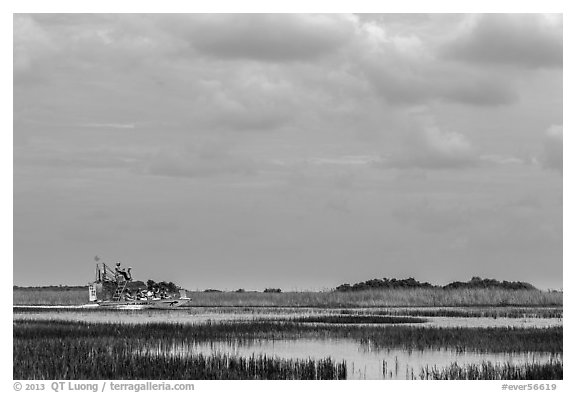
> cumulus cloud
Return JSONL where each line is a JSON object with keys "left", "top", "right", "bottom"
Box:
{"left": 364, "top": 61, "right": 517, "bottom": 106}
{"left": 160, "top": 14, "right": 357, "bottom": 62}
{"left": 13, "top": 14, "right": 563, "bottom": 290}
{"left": 443, "top": 14, "right": 563, "bottom": 68}
{"left": 377, "top": 111, "right": 477, "bottom": 170}
{"left": 14, "top": 15, "right": 57, "bottom": 75}
{"left": 540, "top": 125, "right": 563, "bottom": 172}
{"left": 385, "top": 127, "right": 475, "bottom": 169}
{"left": 191, "top": 69, "right": 297, "bottom": 132}
{"left": 12, "top": 14, "right": 561, "bottom": 173}
{"left": 14, "top": 13, "right": 546, "bottom": 121}
{"left": 356, "top": 21, "right": 518, "bottom": 106}
{"left": 422, "top": 126, "right": 473, "bottom": 159}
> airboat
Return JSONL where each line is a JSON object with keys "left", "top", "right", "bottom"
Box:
{"left": 88, "top": 261, "right": 190, "bottom": 309}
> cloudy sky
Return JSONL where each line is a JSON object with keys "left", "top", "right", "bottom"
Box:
{"left": 14, "top": 14, "right": 562, "bottom": 290}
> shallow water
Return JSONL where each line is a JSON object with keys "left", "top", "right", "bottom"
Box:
{"left": 13, "top": 306, "right": 563, "bottom": 328}
{"left": 14, "top": 306, "right": 562, "bottom": 380}
{"left": 137, "top": 337, "right": 560, "bottom": 380}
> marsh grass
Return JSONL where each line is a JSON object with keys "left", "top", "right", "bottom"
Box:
{"left": 288, "top": 315, "right": 428, "bottom": 324}
{"left": 14, "top": 337, "right": 346, "bottom": 380}
{"left": 12, "top": 305, "right": 562, "bottom": 322}
{"left": 14, "top": 288, "right": 87, "bottom": 305}
{"left": 13, "top": 287, "right": 562, "bottom": 307}
{"left": 180, "top": 288, "right": 563, "bottom": 307}
{"left": 15, "top": 320, "right": 563, "bottom": 354}
{"left": 419, "top": 359, "right": 563, "bottom": 380}
{"left": 13, "top": 320, "right": 562, "bottom": 380}
{"left": 340, "top": 307, "right": 563, "bottom": 319}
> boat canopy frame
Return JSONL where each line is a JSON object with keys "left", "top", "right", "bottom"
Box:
{"left": 95, "top": 262, "right": 124, "bottom": 284}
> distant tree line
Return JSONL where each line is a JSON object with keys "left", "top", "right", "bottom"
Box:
{"left": 443, "top": 277, "right": 536, "bottom": 290}
{"left": 14, "top": 276, "right": 538, "bottom": 294}
{"left": 335, "top": 276, "right": 536, "bottom": 292}
{"left": 335, "top": 277, "right": 434, "bottom": 292}
{"left": 202, "top": 288, "right": 283, "bottom": 293}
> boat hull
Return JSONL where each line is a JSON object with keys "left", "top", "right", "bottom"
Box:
{"left": 96, "top": 298, "right": 190, "bottom": 309}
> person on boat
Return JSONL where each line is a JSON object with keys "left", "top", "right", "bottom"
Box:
{"left": 124, "top": 290, "right": 135, "bottom": 301}
{"left": 115, "top": 262, "right": 132, "bottom": 281}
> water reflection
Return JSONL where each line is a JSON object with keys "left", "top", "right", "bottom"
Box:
{"left": 138, "top": 337, "right": 560, "bottom": 380}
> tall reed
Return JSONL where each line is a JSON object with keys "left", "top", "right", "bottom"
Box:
{"left": 14, "top": 287, "right": 562, "bottom": 307}
{"left": 419, "top": 360, "right": 562, "bottom": 380}
{"left": 14, "top": 335, "right": 346, "bottom": 380}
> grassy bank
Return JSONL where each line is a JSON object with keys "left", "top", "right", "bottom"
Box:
{"left": 13, "top": 287, "right": 563, "bottom": 307}
{"left": 419, "top": 360, "right": 562, "bottom": 380}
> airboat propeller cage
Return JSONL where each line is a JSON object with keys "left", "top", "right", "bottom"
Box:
{"left": 89, "top": 262, "right": 131, "bottom": 301}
